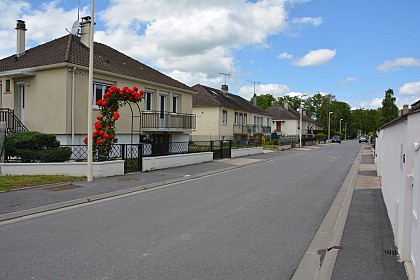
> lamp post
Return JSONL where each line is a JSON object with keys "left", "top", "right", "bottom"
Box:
{"left": 344, "top": 122, "right": 347, "bottom": 140}
{"left": 328, "top": 111, "right": 333, "bottom": 142}
{"left": 299, "top": 93, "right": 307, "bottom": 148}
{"left": 87, "top": 0, "right": 95, "bottom": 182}
{"left": 339, "top": 118, "right": 343, "bottom": 133}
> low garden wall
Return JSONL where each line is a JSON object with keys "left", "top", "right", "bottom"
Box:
{"left": 231, "top": 147, "right": 263, "bottom": 158}
{"left": 142, "top": 152, "right": 213, "bottom": 172}
{"left": 0, "top": 160, "right": 124, "bottom": 178}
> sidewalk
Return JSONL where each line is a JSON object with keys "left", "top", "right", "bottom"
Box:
{"left": 331, "top": 145, "right": 408, "bottom": 279}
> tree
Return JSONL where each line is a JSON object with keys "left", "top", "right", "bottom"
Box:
{"left": 276, "top": 95, "right": 301, "bottom": 110}
{"left": 379, "top": 88, "right": 398, "bottom": 126}
{"left": 254, "top": 94, "right": 276, "bottom": 109}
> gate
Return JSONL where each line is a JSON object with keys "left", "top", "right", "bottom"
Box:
{"left": 121, "top": 144, "right": 143, "bottom": 173}
{"left": 212, "top": 140, "right": 231, "bottom": 160}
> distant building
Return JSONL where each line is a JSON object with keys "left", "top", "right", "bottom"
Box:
{"left": 191, "top": 84, "right": 272, "bottom": 141}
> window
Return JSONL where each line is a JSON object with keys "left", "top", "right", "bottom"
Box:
{"left": 144, "top": 91, "right": 153, "bottom": 111}
{"left": 267, "top": 118, "right": 270, "bottom": 126}
{"left": 244, "top": 113, "right": 247, "bottom": 124}
{"left": 5, "top": 79, "right": 10, "bottom": 92}
{"left": 172, "top": 95, "right": 179, "bottom": 113}
{"left": 222, "top": 110, "right": 227, "bottom": 125}
{"left": 93, "top": 81, "right": 113, "bottom": 106}
{"left": 234, "top": 112, "right": 238, "bottom": 124}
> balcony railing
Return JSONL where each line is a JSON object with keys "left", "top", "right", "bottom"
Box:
{"left": 233, "top": 124, "right": 271, "bottom": 134}
{"left": 142, "top": 111, "right": 196, "bottom": 131}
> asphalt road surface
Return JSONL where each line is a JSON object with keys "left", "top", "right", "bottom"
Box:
{"left": 1, "top": 142, "right": 361, "bottom": 280}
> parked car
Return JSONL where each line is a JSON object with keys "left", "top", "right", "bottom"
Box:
{"left": 359, "top": 136, "right": 368, "bottom": 143}
{"left": 332, "top": 135, "right": 341, "bottom": 143}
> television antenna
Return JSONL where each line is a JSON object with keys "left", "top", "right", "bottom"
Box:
{"left": 219, "top": 72, "right": 231, "bottom": 85}
{"left": 66, "top": 0, "right": 81, "bottom": 35}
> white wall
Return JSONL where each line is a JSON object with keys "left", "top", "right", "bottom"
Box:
{"left": 376, "top": 111, "right": 420, "bottom": 278}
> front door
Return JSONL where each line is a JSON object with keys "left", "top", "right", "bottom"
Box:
{"left": 276, "top": 121, "right": 281, "bottom": 132}
{"left": 18, "top": 85, "right": 25, "bottom": 125}
{"left": 159, "top": 94, "right": 167, "bottom": 128}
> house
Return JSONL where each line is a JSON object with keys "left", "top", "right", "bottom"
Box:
{"left": 0, "top": 18, "right": 196, "bottom": 146}
{"left": 266, "top": 103, "right": 321, "bottom": 136}
{"left": 375, "top": 99, "right": 420, "bottom": 279}
{"left": 191, "top": 84, "right": 272, "bottom": 141}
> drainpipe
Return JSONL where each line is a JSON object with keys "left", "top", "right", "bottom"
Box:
{"left": 71, "top": 67, "right": 76, "bottom": 145}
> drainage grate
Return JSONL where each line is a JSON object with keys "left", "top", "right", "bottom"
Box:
{"left": 44, "top": 184, "right": 81, "bottom": 191}
{"left": 384, "top": 250, "right": 399, "bottom": 255}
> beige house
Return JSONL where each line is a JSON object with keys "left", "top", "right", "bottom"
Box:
{"left": 191, "top": 84, "right": 272, "bottom": 141}
{"left": 0, "top": 18, "right": 196, "bottom": 145}
{"left": 266, "top": 103, "right": 322, "bottom": 136}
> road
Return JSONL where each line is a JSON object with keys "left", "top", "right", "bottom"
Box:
{"left": 1, "top": 142, "right": 361, "bottom": 280}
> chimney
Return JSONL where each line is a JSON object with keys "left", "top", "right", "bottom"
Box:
{"left": 16, "top": 20, "right": 26, "bottom": 56}
{"left": 402, "top": 104, "right": 409, "bottom": 115}
{"left": 221, "top": 84, "right": 229, "bottom": 95}
{"left": 80, "top": 16, "right": 92, "bottom": 47}
{"left": 252, "top": 93, "right": 257, "bottom": 106}
{"left": 283, "top": 101, "right": 288, "bottom": 110}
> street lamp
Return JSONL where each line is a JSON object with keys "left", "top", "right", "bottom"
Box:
{"left": 299, "top": 93, "right": 307, "bottom": 148}
{"left": 328, "top": 111, "right": 333, "bottom": 142}
{"left": 339, "top": 118, "right": 343, "bottom": 133}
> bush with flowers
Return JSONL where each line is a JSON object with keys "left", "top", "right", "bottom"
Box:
{"left": 84, "top": 85, "right": 144, "bottom": 160}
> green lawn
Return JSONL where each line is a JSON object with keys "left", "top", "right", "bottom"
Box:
{"left": 0, "top": 175, "right": 86, "bottom": 191}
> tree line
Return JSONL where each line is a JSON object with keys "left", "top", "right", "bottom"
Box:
{"left": 253, "top": 89, "right": 399, "bottom": 138}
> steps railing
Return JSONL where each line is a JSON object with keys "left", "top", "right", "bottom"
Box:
{"left": 0, "top": 108, "right": 28, "bottom": 134}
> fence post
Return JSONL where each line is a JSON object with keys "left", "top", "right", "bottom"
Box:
{"left": 210, "top": 140, "right": 214, "bottom": 152}
{"left": 138, "top": 143, "right": 142, "bottom": 171}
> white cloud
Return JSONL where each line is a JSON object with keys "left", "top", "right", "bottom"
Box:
{"left": 290, "top": 17, "right": 323, "bottom": 27}
{"left": 353, "top": 98, "right": 382, "bottom": 109}
{"left": 238, "top": 83, "right": 290, "bottom": 100}
{"left": 94, "top": 0, "right": 291, "bottom": 86}
{"left": 292, "top": 49, "right": 336, "bottom": 67}
{"left": 338, "top": 77, "right": 356, "bottom": 87}
{"left": 278, "top": 52, "right": 293, "bottom": 60}
{"left": 398, "top": 81, "right": 420, "bottom": 95}
{"left": 0, "top": 0, "right": 88, "bottom": 58}
{"left": 377, "top": 57, "right": 420, "bottom": 72}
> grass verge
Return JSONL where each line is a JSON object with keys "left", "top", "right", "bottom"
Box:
{"left": 0, "top": 175, "right": 86, "bottom": 192}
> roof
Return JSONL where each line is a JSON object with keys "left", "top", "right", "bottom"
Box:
{"left": 380, "top": 100, "right": 420, "bottom": 130}
{"left": 0, "top": 34, "right": 193, "bottom": 92}
{"left": 266, "top": 104, "right": 314, "bottom": 123}
{"left": 192, "top": 84, "right": 272, "bottom": 116}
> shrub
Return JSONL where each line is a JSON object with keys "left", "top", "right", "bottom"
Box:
{"left": 316, "top": 133, "right": 326, "bottom": 140}
{"left": 5, "top": 131, "right": 71, "bottom": 162}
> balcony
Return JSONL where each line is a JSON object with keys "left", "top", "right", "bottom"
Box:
{"left": 141, "top": 111, "right": 196, "bottom": 132}
{"left": 233, "top": 124, "right": 271, "bottom": 134}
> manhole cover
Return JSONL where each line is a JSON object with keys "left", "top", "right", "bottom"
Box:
{"left": 44, "top": 185, "right": 81, "bottom": 191}
{"left": 118, "top": 177, "right": 140, "bottom": 182}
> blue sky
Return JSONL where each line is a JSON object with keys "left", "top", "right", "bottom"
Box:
{"left": 1, "top": 0, "right": 419, "bottom": 109}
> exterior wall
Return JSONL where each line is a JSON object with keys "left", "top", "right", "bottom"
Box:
{"left": 0, "top": 160, "right": 124, "bottom": 177}
{"left": 282, "top": 119, "right": 298, "bottom": 135}
{"left": 231, "top": 147, "right": 263, "bottom": 158}
{"left": 192, "top": 106, "right": 222, "bottom": 140}
{"left": 5, "top": 68, "right": 68, "bottom": 134}
{"left": 376, "top": 111, "right": 420, "bottom": 276}
{"left": 142, "top": 152, "right": 213, "bottom": 171}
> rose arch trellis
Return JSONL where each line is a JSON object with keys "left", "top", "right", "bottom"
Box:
{"left": 84, "top": 85, "right": 144, "bottom": 160}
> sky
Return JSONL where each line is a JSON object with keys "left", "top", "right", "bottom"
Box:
{"left": 1, "top": 0, "right": 419, "bottom": 110}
